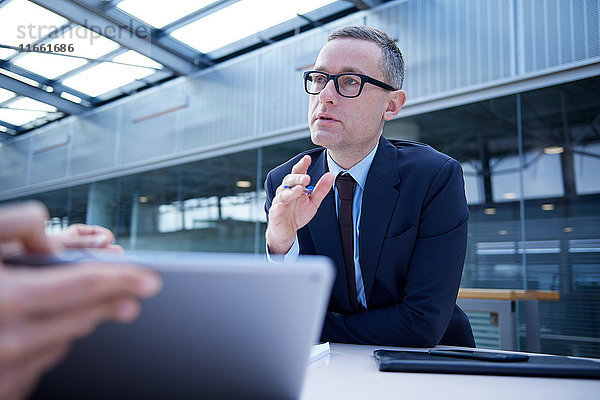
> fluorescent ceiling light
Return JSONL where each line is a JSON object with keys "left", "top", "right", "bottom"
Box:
{"left": 236, "top": 180, "right": 252, "bottom": 188}
{"left": 60, "top": 92, "right": 82, "bottom": 104}
{"left": 117, "top": 0, "right": 217, "bottom": 28}
{"left": 544, "top": 146, "right": 564, "bottom": 155}
{"left": 0, "top": 68, "right": 40, "bottom": 87}
{"left": 171, "top": 0, "right": 336, "bottom": 53}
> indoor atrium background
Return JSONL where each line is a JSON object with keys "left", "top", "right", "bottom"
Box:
{"left": 1, "top": 0, "right": 598, "bottom": 357}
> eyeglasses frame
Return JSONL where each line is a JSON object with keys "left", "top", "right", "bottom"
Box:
{"left": 303, "top": 70, "right": 398, "bottom": 98}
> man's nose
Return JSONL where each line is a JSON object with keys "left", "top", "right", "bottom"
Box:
{"left": 318, "top": 78, "right": 338, "bottom": 103}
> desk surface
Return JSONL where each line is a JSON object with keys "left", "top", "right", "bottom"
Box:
{"left": 301, "top": 344, "right": 600, "bottom": 400}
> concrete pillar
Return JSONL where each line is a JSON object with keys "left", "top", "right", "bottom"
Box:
{"left": 86, "top": 181, "right": 115, "bottom": 229}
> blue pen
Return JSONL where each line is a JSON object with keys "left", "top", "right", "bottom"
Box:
{"left": 284, "top": 185, "right": 314, "bottom": 194}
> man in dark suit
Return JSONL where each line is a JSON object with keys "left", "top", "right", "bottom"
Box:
{"left": 264, "top": 26, "right": 474, "bottom": 347}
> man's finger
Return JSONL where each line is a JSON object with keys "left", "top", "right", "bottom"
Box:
{"left": 309, "top": 172, "right": 335, "bottom": 206}
{"left": 60, "top": 224, "right": 115, "bottom": 248}
{"left": 280, "top": 174, "right": 310, "bottom": 189}
{"left": 0, "top": 341, "right": 70, "bottom": 400}
{"left": 105, "top": 244, "right": 124, "bottom": 253}
{"left": 0, "top": 297, "right": 139, "bottom": 369}
{"left": 0, "top": 201, "right": 52, "bottom": 253}
{"left": 0, "top": 264, "right": 161, "bottom": 322}
{"left": 274, "top": 184, "right": 307, "bottom": 205}
{"left": 290, "top": 155, "right": 311, "bottom": 175}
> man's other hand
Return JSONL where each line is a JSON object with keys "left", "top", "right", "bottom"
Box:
{"left": 266, "top": 155, "right": 334, "bottom": 254}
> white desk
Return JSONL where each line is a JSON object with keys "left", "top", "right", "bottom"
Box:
{"left": 301, "top": 343, "right": 600, "bottom": 400}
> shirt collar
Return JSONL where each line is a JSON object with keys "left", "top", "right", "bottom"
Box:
{"left": 326, "top": 141, "right": 379, "bottom": 191}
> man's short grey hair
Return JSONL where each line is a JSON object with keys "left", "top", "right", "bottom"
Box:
{"left": 328, "top": 25, "right": 404, "bottom": 90}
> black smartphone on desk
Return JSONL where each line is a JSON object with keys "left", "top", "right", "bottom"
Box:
{"left": 373, "top": 349, "right": 600, "bottom": 378}
{"left": 428, "top": 349, "right": 529, "bottom": 362}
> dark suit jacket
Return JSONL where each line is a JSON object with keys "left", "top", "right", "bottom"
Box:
{"left": 264, "top": 136, "right": 475, "bottom": 347}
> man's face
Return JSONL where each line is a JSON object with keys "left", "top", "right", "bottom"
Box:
{"left": 308, "top": 38, "right": 398, "bottom": 156}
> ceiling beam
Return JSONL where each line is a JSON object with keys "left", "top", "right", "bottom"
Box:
{"left": 161, "top": 0, "right": 242, "bottom": 33}
{"left": 345, "top": 0, "right": 383, "bottom": 10}
{"left": 0, "top": 73, "right": 88, "bottom": 115}
{"left": 0, "top": 119, "right": 22, "bottom": 135}
{"left": 29, "top": 0, "right": 209, "bottom": 74}
{"left": 0, "top": 61, "right": 97, "bottom": 105}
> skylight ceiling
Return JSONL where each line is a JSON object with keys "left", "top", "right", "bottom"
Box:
{"left": 0, "top": 96, "right": 57, "bottom": 126}
{"left": 0, "top": 88, "right": 16, "bottom": 103}
{"left": 0, "top": 0, "right": 67, "bottom": 59}
{"left": 171, "top": 0, "right": 337, "bottom": 54}
{"left": 0, "top": 0, "right": 355, "bottom": 135}
{"left": 117, "top": 0, "right": 218, "bottom": 29}
{"left": 12, "top": 26, "right": 121, "bottom": 79}
{"left": 62, "top": 51, "right": 162, "bottom": 97}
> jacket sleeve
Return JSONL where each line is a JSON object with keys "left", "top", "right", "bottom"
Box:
{"left": 264, "top": 170, "right": 276, "bottom": 223}
{"left": 321, "top": 158, "right": 469, "bottom": 347}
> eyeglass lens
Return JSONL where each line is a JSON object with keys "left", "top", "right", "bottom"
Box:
{"left": 306, "top": 72, "right": 363, "bottom": 97}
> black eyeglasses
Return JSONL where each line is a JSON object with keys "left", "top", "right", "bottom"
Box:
{"left": 303, "top": 70, "right": 397, "bottom": 98}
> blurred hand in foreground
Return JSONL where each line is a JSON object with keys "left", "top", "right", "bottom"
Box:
{"left": 0, "top": 201, "right": 162, "bottom": 400}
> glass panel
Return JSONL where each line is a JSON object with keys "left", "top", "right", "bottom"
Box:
{"left": 0, "top": 96, "right": 57, "bottom": 125}
{"left": 12, "top": 26, "right": 121, "bottom": 81}
{"left": 574, "top": 142, "right": 600, "bottom": 194}
{"left": 0, "top": 0, "right": 68, "bottom": 59}
{"left": 171, "top": 0, "right": 336, "bottom": 53}
{"left": 0, "top": 87, "right": 16, "bottom": 103}
{"left": 384, "top": 95, "right": 522, "bottom": 292}
{"left": 117, "top": 0, "right": 217, "bottom": 28}
{"left": 47, "top": 26, "right": 121, "bottom": 60}
{"left": 12, "top": 52, "right": 87, "bottom": 79}
{"left": 520, "top": 76, "right": 600, "bottom": 357}
{"left": 62, "top": 60, "right": 155, "bottom": 97}
{"left": 112, "top": 50, "right": 162, "bottom": 70}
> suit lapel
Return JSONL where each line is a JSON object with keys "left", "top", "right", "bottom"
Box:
{"left": 306, "top": 150, "right": 350, "bottom": 310}
{"left": 359, "top": 137, "right": 401, "bottom": 305}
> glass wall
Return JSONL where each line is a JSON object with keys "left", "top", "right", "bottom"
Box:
{"left": 4, "top": 77, "right": 599, "bottom": 357}
{"left": 383, "top": 76, "right": 600, "bottom": 357}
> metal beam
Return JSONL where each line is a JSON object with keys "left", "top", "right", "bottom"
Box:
{"left": 29, "top": 0, "right": 208, "bottom": 74}
{"left": 0, "top": 73, "right": 88, "bottom": 115}
{"left": 345, "top": 0, "right": 383, "bottom": 10}
{"left": 0, "top": 119, "right": 22, "bottom": 134}
{"left": 161, "top": 0, "right": 242, "bottom": 33}
{"left": 0, "top": 61, "right": 97, "bottom": 105}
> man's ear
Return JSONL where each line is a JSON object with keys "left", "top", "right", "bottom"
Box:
{"left": 383, "top": 90, "right": 406, "bottom": 121}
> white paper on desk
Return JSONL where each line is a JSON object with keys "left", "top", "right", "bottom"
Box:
{"left": 308, "top": 342, "right": 330, "bottom": 364}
